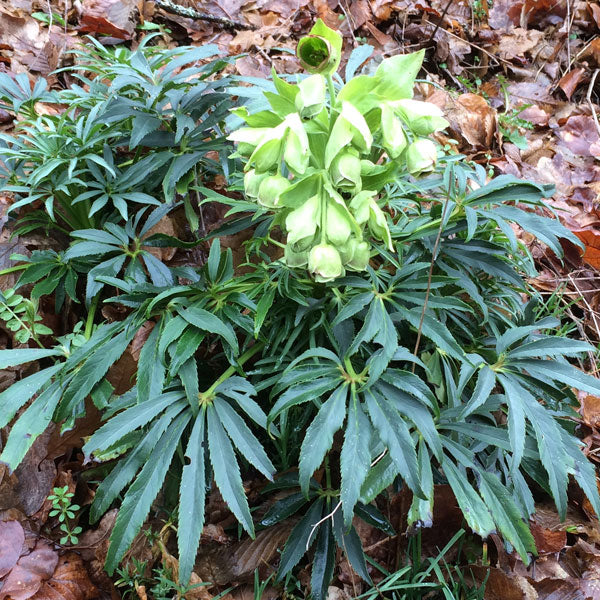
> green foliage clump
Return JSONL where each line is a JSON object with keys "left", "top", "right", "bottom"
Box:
{"left": 0, "top": 24, "right": 598, "bottom": 600}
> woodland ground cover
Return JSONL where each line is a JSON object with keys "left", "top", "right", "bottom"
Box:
{"left": 0, "top": 2, "right": 599, "bottom": 600}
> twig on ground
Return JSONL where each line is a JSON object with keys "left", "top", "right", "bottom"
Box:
{"left": 587, "top": 68, "right": 600, "bottom": 139}
{"left": 426, "top": 0, "right": 454, "bottom": 45}
{"left": 153, "top": 0, "right": 253, "bottom": 30}
{"left": 339, "top": 1, "right": 359, "bottom": 48}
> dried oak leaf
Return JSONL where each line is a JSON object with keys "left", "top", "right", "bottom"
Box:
{"left": 0, "top": 540, "right": 58, "bottom": 600}
{"left": 0, "top": 520, "right": 25, "bottom": 578}
{"left": 29, "top": 553, "right": 98, "bottom": 600}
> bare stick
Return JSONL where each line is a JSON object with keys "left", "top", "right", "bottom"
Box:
{"left": 587, "top": 68, "right": 600, "bottom": 139}
{"left": 426, "top": 0, "right": 454, "bottom": 44}
{"left": 153, "top": 0, "right": 253, "bottom": 30}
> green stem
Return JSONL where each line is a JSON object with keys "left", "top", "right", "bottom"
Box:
{"left": 326, "top": 74, "right": 337, "bottom": 108}
{"left": 202, "top": 342, "right": 266, "bottom": 398}
{"left": 0, "top": 264, "right": 28, "bottom": 277}
{"left": 324, "top": 454, "right": 332, "bottom": 490}
{"left": 267, "top": 235, "right": 286, "bottom": 249}
{"left": 85, "top": 293, "right": 100, "bottom": 340}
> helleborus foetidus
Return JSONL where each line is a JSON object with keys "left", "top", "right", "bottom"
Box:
{"left": 227, "top": 19, "right": 449, "bottom": 282}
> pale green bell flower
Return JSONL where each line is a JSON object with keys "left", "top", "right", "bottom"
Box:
{"left": 325, "top": 198, "right": 353, "bottom": 247}
{"left": 346, "top": 239, "right": 371, "bottom": 271}
{"left": 330, "top": 150, "right": 362, "bottom": 192}
{"left": 283, "top": 113, "right": 310, "bottom": 175}
{"left": 284, "top": 244, "right": 309, "bottom": 268}
{"left": 391, "top": 99, "right": 449, "bottom": 136}
{"left": 406, "top": 139, "right": 438, "bottom": 175}
{"left": 380, "top": 104, "right": 407, "bottom": 159}
{"left": 257, "top": 174, "right": 291, "bottom": 209}
{"left": 244, "top": 169, "right": 271, "bottom": 200}
{"left": 325, "top": 101, "right": 373, "bottom": 167}
{"left": 308, "top": 243, "right": 344, "bottom": 282}
{"left": 296, "top": 74, "right": 326, "bottom": 119}
{"left": 285, "top": 193, "right": 321, "bottom": 247}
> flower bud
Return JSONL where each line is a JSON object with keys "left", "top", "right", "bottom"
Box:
{"left": 296, "top": 19, "right": 343, "bottom": 76}
{"left": 381, "top": 104, "right": 407, "bottom": 159}
{"left": 325, "top": 199, "right": 353, "bottom": 247}
{"left": 308, "top": 243, "right": 344, "bottom": 282}
{"left": 250, "top": 138, "right": 282, "bottom": 172}
{"left": 406, "top": 139, "right": 438, "bottom": 175}
{"left": 244, "top": 169, "right": 270, "bottom": 200}
{"left": 284, "top": 245, "right": 309, "bottom": 268}
{"left": 368, "top": 201, "right": 393, "bottom": 250}
{"left": 296, "top": 74, "right": 326, "bottom": 119}
{"left": 286, "top": 193, "right": 321, "bottom": 248}
{"left": 349, "top": 190, "right": 377, "bottom": 225}
{"left": 346, "top": 239, "right": 370, "bottom": 271}
{"left": 330, "top": 151, "right": 362, "bottom": 192}
{"left": 391, "top": 99, "right": 449, "bottom": 135}
{"left": 257, "top": 174, "right": 291, "bottom": 209}
{"left": 283, "top": 113, "right": 310, "bottom": 175}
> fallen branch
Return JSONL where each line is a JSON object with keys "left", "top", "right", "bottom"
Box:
{"left": 153, "top": 0, "right": 253, "bottom": 30}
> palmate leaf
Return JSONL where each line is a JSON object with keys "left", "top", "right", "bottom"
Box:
{"left": 89, "top": 401, "right": 187, "bottom": 523}
{"left": 298, "top": 385, "right": 347, "bottom": 496}
{"left": 207, "top": 405, "right": 254, "bottom": 536}
{"left": 278, "top": 498, "right": 324, "bottom": 579}
{"left": 178, "top": 410, "right": 206, "bottom": 585}
{"left": 177, "top": 305, "right": 239, "bottom": 355}
{"left": 0, "top": 380, "right": 64, "bottom": 469}
{"left": 213, "top": 397, "right": 275, "bottom": 480}
{"left": 441, "top": 458, "right": 495, "bottom": 540}
{"left": 332, "top": 509, "right": 372, "bottom": 584}
{"left": 105, "top": 411, "right": 191, "bottom": 574}
{"left": 311, "top": 516, "right": 336, "bottom": 600}
{"left": 477, "top": 469, "right": 536, "bottom": 561}
{"left": 0, "top": 363, "right": 63, "bottom": 429}
{"left": 364, "top": 390, "right": 423, "bottom": 499}
{"left": 340, "top": 395, "right": 372, "bottom": 526}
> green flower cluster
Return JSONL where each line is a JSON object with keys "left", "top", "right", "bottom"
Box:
{"left": 228, "top": 20, "right": 449, "bottom": 282}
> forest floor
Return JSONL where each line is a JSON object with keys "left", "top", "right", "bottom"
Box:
{"left": 0, "top": 0, "right": 600, "bottom": 598}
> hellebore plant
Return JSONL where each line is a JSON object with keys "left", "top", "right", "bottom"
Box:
{"left": 228, "top": 19, "right": 448, "bottom": 282}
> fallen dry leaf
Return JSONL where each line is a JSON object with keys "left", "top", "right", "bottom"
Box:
{"left": 30, "top": 553, "right": 98, "bottom": 600}
{"left": 0, "top": 540, "right": 58, "bottom": 600}
{"left": 0, "top": 520, "right": 25, "bottom": 578}
{"left": 558, "top": 68, "right": 587, "bottom": 100}
{"left": 530, "top": 522, "right": 567, "bottom": 555}
{"left": 556, "top": 115, "right": 600, "bottom": 157}
{"left": 497, "top": 28, "right": 544, "bottom": 60}
{"left": 79, "top": 0, "right": 136, "bottom": 39}
{"left": 446, "top": 93, "right": 497, "bottom": 150}
{"left": 581, "top": 395, "right": 600, "bottom": 428}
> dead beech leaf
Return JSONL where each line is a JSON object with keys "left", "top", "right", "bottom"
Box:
{"left": 590, "top": 2, "right": 600, "bottom": 28}
{"left": 568, "top": 227, "right": 600, "bottom": 273}
{"left": 469, "top": 565, "right": 536, "bottom": 600}
{"left": 0, "top": 520, "right": 25, "bottom": 578}
{"left": 581, "top": 395, "right": 600, "bottom": 428}
{"left": 446, "top": 93, "right": 497, "bottom": 150}
{"left": 79, "top": 0, "right": 136, "bottom": 39}
{"left": 530, "top": 522, "right": 567, "bottom": 554}
{"left": 30, "top": 553, "right": 98, "bottom": 600}
{"left": 0, "top": 540, "right": 58, "bottom": 600}
{"left": 497, "top": 28, "right": 544, "bottom": 60}
{"left": 557, "top": 115, "right": 600, "bottom": 158}
{"left": 558, "top": 68, "right": 586, "bottom": 100}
